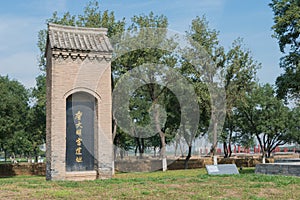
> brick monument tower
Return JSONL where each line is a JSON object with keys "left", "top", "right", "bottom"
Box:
{"left": 46, "top": 23, "right": 113, "bottom": 180}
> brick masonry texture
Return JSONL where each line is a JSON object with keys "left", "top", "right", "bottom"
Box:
{"left": 46, "top": 24, "right": 113, "bottom": 181}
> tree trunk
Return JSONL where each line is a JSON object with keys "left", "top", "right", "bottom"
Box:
{"left": 120, "top": 149, "right": 124, "bottom": 159}
{"left": 134, "top": 145, "right": 138, "bottom": 156}
{"left": 228, "top": 131, "right": 232, "bottom": 157}
{"left": 174, "top": 139, "right": 178, "bottom": 157}
{"left": 179, "top": 141, "right": 184, "bottom": 157}
{"left": 4, "top": 149, "right": 7, "bottom": 162}
{"left": 267, "top": 149, "right": 272, "bottom": 158}
{"left": 255, "top": 133, "right": 266, "bottom": 163}
{"left": 153, "top": 103, "right": 167, "bottom": 171}
{"left": 262, "top": 149, "right": 266, "bottom": 164}
{"left": 228, "top": 144, "right": 232, "bottom": 157}
{"left": 211, "top": 118, "right": 218, "bottom": 156}
{"left": 136, "top": 138, "right": 144, "bottom": 158}
{"left": 184, "top": 145, "right": 192, "bottom": 169}
{"left": 34, "top": 147, "right": 38, "bottom": 163}
{"left": 141, "top": 138, "right": 145, "bottom": 156}
{"left": 223, "top": 141, "right": 228, "bottom": 158}
{"left": 159, "top": 133, "right": 167, "bottom": 171}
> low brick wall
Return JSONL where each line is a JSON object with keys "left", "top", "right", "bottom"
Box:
{"left": 255, "top": 163, "right": 300, "bottom": 177}
{"left": 115, "top": 159, "right": 180, "bottom": 172}
{"left": 0, "top": 157, "right": 279, "bottom": 176}
{"left": 0, "top": 163, "right": 46, "bottom": 177}
{"left": 218, "top": 157, "right": 274, "bottom": 168}
{"left": 115, "top": 157, "right": 273, "bottom": 172}
{"left": 167, "top": 157, "right": 213, "bottom": 170}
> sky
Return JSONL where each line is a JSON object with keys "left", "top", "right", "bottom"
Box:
{"left": 0, "top": 0, "right": 283, "bottom": 88}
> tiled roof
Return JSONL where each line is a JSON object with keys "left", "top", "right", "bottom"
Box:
{"left": 47, "top": 23, "right": 113, "bottom": 53}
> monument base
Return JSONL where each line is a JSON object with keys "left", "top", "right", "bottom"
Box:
{"left": 65, "top": 171, "right": 97, "bottom": 181}
{"left": 97, "top": 168, "right": 113, "bottom": 179}
{"left": 255, "top": 162, "right": 300, "bottom": 177}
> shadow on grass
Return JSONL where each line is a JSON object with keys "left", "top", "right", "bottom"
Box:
{"left": 239, "top": 168, "right": 255, "bottom": 174}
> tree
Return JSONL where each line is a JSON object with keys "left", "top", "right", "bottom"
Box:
{"left": 112, "top": 12, "right": 180, "bottom": 171}
{"left": 182, "top": 16, "right": 260, "bottom": 161}
{"left": 237, "top": 84, "right": 293, "bottom": 161}
{"left": 0, "top": 76, "right": 29, "bottom": 161}
{"left": 289, "top": 106, "right": 300, "bottom": 144}
{"left": 128, "top": 84, "right": 180, "bottom": 159}
{"left": 269, "top": 0, "right": 300, "bottom": 100}
{"left": 27, "top": 75, "right": 47, "bottom": 162}
{"left": 221, "top": 38, "right": 260, "bottom": 158}
{"left": 182, "top": 16, "right": 225, "bottom": 159}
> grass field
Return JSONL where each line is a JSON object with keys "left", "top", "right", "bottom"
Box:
{"left": 0, "top": 168, "right": 299, "bottom": 199}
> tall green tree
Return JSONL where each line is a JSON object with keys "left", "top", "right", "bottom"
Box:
{"left": 128, "top": 84, "right": 180, "bottom": 159}
{"left": 221, "top": 38, "right": 260, "bottom": 158}
{"left": 27, "top": 75, "right": 47, "bottom": 162}
{"left": 182, "top": 16, "right": 260, "bottom": 160}
{"left": 182, "top": 16, "right": 225, "bottom": 158}
{"left": 0, "top": 76, "right": 29, "bottom": 161}
{"left": 269, "top": 0, "right": 300, "bottom": 100}
{"left": 237, "top": 84, "right": 293, "bottom": 160}
{"left": 112, "top": 12, "right": 179, "bottom": 171}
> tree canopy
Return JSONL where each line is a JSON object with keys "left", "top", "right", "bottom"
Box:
{"left": 0, "top": 76, "right": 29, "bottom": 160}
{"left": 236, "top": 84, "right": 293, "bottom": 158}
{"left": 270, "top": 0, "right": 300, "bottom": 100}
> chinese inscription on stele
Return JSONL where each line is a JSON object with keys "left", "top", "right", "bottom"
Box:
{"left": 66, "top": 98, "right": 95, "bottom": 172}
{"left": 75, "top": 111, "right": 83, "bottom": 163}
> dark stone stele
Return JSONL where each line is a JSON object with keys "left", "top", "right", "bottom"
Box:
{"left": 66, "top": 93, "right": 96, "bottom": 172}
{"left": 206, "top": 164, "right": 239, "bottom": 175}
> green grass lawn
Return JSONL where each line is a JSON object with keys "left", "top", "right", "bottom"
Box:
{"left": 0, "top": 168, "right": 299, "bottom": 199}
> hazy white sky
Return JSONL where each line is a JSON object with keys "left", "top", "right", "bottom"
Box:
{"left": 0, "top": 0, "right": 282, "bottom": 88}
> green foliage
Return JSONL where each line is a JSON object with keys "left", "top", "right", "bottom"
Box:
{"left": 237, "top": 84, "right": 293, "bottom": 157}
{"left": 221, "top": 39, "right": 260, "bottom": 157}
{"left": 0, "top": 76, "right": 29, "bottom": 159}
{"left": 289, "top": 106, "right": 300, "bottom": 143}
{"left": 269, "top": 0, "right": 300, "bottom": 99}
{"left": 181, "top": 16, "right": 222, "bottom": 155}
{"left": 112, "top": 12, "right": 179, "bottom": 159}
{"left": 77, "top": 0, "right": 125, "bottom": 37}
{"left": 126, "top": 83, "right": 181, "bottom": 155}
{"left": 269, "top": 0, "right": 300, "bottom": 53}
{"left": 183, "top": 16, "right": 260, "bottom": 157}
{"left": 187, "top": 16, "right": 223, "bottom": 63}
